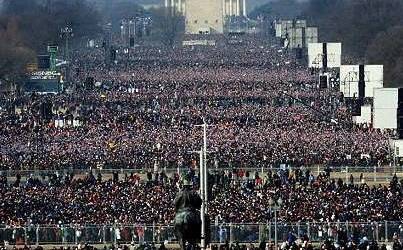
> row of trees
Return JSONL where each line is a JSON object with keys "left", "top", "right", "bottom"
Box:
{"left": 367, "top": 27, "right": 403, "bottom": 88}
{"left": 0, "top": 17, "right": 36, "bottom": 85}
{"left": 304, "top": 0, "right": 403, "bottom": 57}
{"left": 3, "top": 0, "right": 101, "bottom": 52}
{"left": 0, "top": 0, "right": 102, "bottom": 85}
{"left": 0, "top": 0, "right": 184, "bottom": 85}
{"left": 304, "top": 0, "right": 403, "bottom": 87}
{"left": 250, "top": 0, "right": 403, "bottom": 87}
{"left": 249, "top": 0, "right": 306, "bottom": 20}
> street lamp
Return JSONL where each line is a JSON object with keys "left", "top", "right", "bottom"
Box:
{"left": 129, "top": 20, "right": 133, "bottom": 45}
{"left": 269, "top": 197, "right": 283, "bottom": 250}
{"left": 194, "top": 119, "right": 211, "bottom": 250}
{"left": 60, "top": 26, "right": 74, "bottom": 61}
{"left": 60, "top": 26, "right": 73, "bottom": 84}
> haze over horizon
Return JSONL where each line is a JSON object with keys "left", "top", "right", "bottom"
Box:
{"left": 0, "top": 0, "right": 308, "bottom": 14}
{"left": 133, "top": 0, "right": 306, "bottom": 12}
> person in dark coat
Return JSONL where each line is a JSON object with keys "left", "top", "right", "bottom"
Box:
{"left": 174, "top": 178, "right": 202, "bottom": 250}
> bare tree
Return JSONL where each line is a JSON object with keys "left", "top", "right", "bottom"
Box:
{"left": 304, "top": 0, "right": 403, "bottom": 57}
{"left": 0, "top": 17, "right": 35, "bottom": 85}
{"left": 367, "top": 26, "right": 403, "bottom": 87}
{"left": 149, "top": 7, "right": 185, "bottom": 48}
{"left": 2, "top": 0, "right": 101, "bottom": 52}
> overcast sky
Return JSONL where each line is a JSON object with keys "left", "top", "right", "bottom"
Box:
{"left": 0, "top": 0, "right": 299, "bottom": 14}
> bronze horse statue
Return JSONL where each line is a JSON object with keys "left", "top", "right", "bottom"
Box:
{"left": 174, "top": 183, "right": 202, "bottom": 250}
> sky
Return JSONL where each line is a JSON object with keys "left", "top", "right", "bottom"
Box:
{"left": 78, "top": 0, "right": 277, "bottom": 15}
{"left": 0, "top": 0, "right": 297, "bottom": 15}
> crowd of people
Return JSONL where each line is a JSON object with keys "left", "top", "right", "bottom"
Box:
{"left": 1, "top": 167, "right": 402, "bottom": 226}
{"left": 0, "top": 33, "right": 401, "bottom": 247}
{"left": 1, "top": 166, "right": 403, "bottom": 248}
{"left": 0, "top": 37, "right": 392, "bottom": 171}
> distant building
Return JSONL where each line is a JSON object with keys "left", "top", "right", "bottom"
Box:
{"left": 141, "top": 4, "right": 161, "bottom": 10}
{"left": 164, "top": 0, "right": 186, "bottom": 14}
{"left": 222, "top": 0, "right": 247, "bottom": 17}
{"left": 163, "top": 0, "right": 247, "bottom": 34}
{"left": 185, "top": 0, "right": 223, "bottom": 34}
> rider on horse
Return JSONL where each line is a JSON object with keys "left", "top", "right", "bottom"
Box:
{"left": 174, "top": 177, "right": 202, "bottom": 250}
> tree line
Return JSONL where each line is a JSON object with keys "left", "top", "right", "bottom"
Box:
{"left": 0, "top": 0, "right": 101, "bottom": 85}
{"left": 252, "top": 0, "right": 403, "bottom": 87}
{"left": 0, "top": 0, "right": 184, "bottom": 85}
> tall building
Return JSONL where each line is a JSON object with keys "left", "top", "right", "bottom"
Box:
{"left": 222, "top": 0, "right": 247, "bottom": 17}
{"left": 185, "top": 0, "right": 223, "bottom": 34}
{"left": 164, "top": 0, "right": 186, "bottom": 14}
{"left": 163, "top": 0, "right": 247, "bottom": 34}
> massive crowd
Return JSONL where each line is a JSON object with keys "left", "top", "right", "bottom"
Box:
{"left": 0, "top": 34, "right": 401, "bottom": 249}
{"left": 1, "top": 168, "right": 402, "bottom": 226}
{"left": 0, "top": 38, "right": 391, "bottom": 171}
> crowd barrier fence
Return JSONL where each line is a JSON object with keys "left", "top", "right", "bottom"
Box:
{"left": 1, "top": 165, "right": 402, "bottom": 183}
{"left": 1, "top": 222, "right": 403, "bottom": 246}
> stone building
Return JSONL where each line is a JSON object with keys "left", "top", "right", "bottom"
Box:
{"left": 163, "top": 0, "right": 247, "bottom": 34}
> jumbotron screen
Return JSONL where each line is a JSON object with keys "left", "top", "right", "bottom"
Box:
{"left": 24, "top": 79, "right": 60, "bottom": 93}
{"left": 23, "top": 71, "right": 61, "bottom": 94}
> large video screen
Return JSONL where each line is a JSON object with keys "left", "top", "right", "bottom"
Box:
{"left": 24, "top": 79, "right": 60, "bottom": 93}
{"left": 23, "top": 71, "right": 61, "bottom": 94}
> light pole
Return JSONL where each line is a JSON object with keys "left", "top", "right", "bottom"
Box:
{"left": 120, "top": 20, "right": 126, "bottom": 41}
{"left": 189, "top": 148, "right": 206, "bottom": 249}
{"left": 195, "top": 118, "right": 211, "bottom": 249}
{"left": 60, "top": 26, "right": 73, "bottom": 83}
{"left": 269, "top": 197, "right": 283, "bottom": 250}
{"left": 199, "top": 148, "right": 206, "bottom": 250}
{"left": 128, "top": 20, "right": 133, "bottom": 47}
{"left": 101, "top": 23, "right": 113, "bottom": 66}
{"left": 60, "top": 26, "right": 73, "bottom": 61}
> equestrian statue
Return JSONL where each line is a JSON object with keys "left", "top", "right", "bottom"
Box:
{"left": 174, "top": 178, "right": 202, "bottom": 250}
